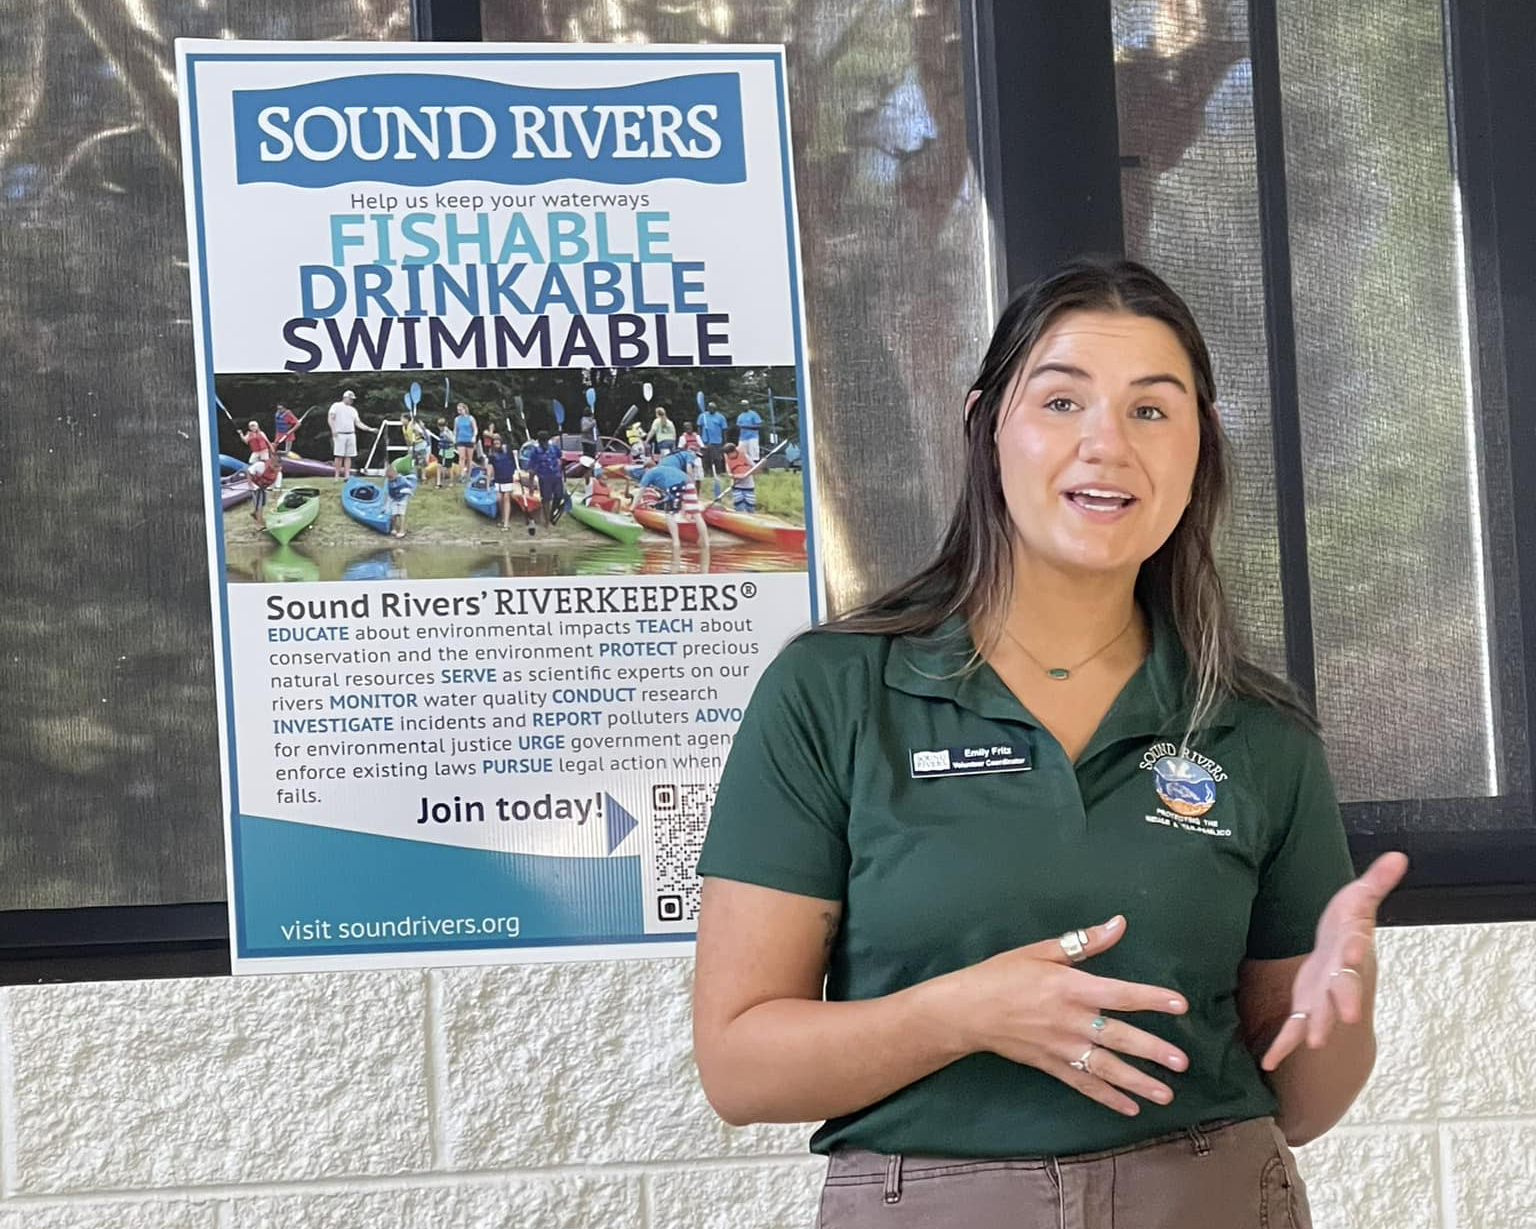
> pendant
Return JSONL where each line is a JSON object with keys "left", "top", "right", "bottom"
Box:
{"left": 1048, "top": 668, "right": 1070, "bottom": 680}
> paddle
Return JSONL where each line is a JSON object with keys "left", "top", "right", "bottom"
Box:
{"left": 214, "top": 395, "right": 235, "bottom": 424}
{"left": 642, "top": 382, "right": 653, "bottom": 403}
{"left": 618, "top": 404, "right": 640, "bottom": 429}
{"left": 444, "top": 377, "right": 451, "bottom": 414}
{"left": 704, "top": 438, "right": 790, "bottom": 508}
{"left": 409, "top": 381, "right": 421, "bottom": 418}
{"left": 585, "top": 387, "right": 597, "bottom": 408}
{"left": 696, "top": 390, "right": 706, "bottom": 415}
{"left": 552, "top": 398, "right": 566, "bottom": 428}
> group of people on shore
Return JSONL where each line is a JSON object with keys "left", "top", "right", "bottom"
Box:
{"left": 620, "top": 402, "right": 766, "bottom": 509}
{"left": 232, "top": 388, "right": 781, "bottom": 539}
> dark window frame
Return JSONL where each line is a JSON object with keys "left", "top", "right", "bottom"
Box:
{"left": 3, "top": 0, "right": 1531, "bottom": 979}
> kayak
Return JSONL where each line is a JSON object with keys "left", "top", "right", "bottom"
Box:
{"left": 702, "top": 507, "right": 807, "bottom": 552}
{"left": 391, "top": 454, "right": 435, "bottom": 477}
{"left": 221, "top": 473, "right": 253, "bottom": 509}
{"left": 341, "top": 548, "right": 403, "bottom": 581}
{"left": 341, "top": 477, "right": 395, "bottom": 534}
{"left": 562, "top": 448, "right": 631, "bottom": 475}
{"left": 467, "top": 469, "right": 541, "bottom": 517}
{"left": 568, "top": 501, "right": 644, "bottom": 545}
{"left": 631, "top": 503, "right": 702, "bottom": 543}
{"left": 464, "top": 470, "right": 498, "bottom": 519}
{"left": 219, "top": 453, "right": 245, "bottom": 474}
{"left": 260, "top": 546, "right": 321, "bottom": 584}
{"left": 281, "top": 454, "right": 335, "bottom": 478}
{"left": 265, "top": 486, "right": 321, "bottom": 545}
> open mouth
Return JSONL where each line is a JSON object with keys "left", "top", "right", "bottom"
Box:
{"left": 1063, "top": 487, "right": 1138, "bottom": 513}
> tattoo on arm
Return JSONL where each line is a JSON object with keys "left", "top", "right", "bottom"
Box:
{"left": 820, "top": 911, "right": 839, "bottom": 954}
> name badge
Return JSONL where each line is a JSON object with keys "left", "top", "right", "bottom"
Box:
{"left": 909, "top": 743, "right": 1032, "bottom": 779}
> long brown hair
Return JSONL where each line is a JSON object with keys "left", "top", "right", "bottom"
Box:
{"left": 822, "top": 257, "right": 1314, "bottom": 737}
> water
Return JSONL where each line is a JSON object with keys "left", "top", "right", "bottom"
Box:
{"left": 225, "top": 536, "right": 805, "bottom": 583}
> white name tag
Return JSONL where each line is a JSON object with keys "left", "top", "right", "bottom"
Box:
{"left": 909, "top": 743, "right": 1032, "bottom": 778}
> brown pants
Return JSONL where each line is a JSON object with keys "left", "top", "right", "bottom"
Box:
{"left": 816, "top": 1116, "right": 1311, "bottom": 1229}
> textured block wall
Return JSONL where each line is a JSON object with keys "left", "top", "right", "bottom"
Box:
{"left": 0, "top": 923, "right": 1527, "bottom": 1227}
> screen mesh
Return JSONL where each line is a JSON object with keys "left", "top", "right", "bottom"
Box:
{"left": 1278, "top": 0, "right": 1507, "bottom": 802}
{"left": 483, "top": 1, "right": 996, "bottom": 614}
{"left": 1114, "top": 0, "right": 1518, "bottom": 806}
{"left": 0, "top": 1, "right": 411, "bottom": 909}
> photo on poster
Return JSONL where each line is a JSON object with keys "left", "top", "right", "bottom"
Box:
{"left": 177, "top": 41, "right": 820, "bottom": 972}
{"left": 215, "top": 366, "right": 805, "bottom": 584}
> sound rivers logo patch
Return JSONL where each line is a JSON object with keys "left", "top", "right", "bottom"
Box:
{"left": 1139, "top": 741, "right": 1232, "bottom": 838}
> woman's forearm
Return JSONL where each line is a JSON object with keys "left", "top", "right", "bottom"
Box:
{"left": 697, "top": 976, "right": 970, "bottom": 1126}
{"left": 1266, "top": 955, "right": 1378, "bottom": 1144}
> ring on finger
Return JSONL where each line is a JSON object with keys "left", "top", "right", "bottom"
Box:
{"left": 1070, "top": 1044, "right": 1097, "bottom": 1074}
{"left": 1330, "top": 967, "right": 1363, "bottom": 981}
{"left": 1288, "top": 1010, "right": 1310, "bottom": 1021}
{"left": 1090, "top": 1014, "right": 1108, "bottom": 1032}
{"left": 1058, "top": 929, "right": 1090, "bottom": 963}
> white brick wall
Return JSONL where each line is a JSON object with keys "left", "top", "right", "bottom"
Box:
{"left": 0, "top": 923, "right": 1525, "bottom": 1227}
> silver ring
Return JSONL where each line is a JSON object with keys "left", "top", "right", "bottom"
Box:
{"left": 1330, "top": 967, "right": 1363, "bottom": 981}
{"left": 1069, "top": 1045, "right": 1096, "bottom": 1074}
{"left": 1288, "top": 1011, "right": 1310, "bottom": 1020}
{"left": 1058, "top": 929, "right": 1090, "bottom": 963}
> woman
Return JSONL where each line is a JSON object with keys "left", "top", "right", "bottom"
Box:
{"left": 645, "top": 405, "right": 677, "bottom": 455}
{"left": 693, "top": 259, "right": 1407, "bottom": 1229}
{"left": 453, "top": 402, "right": 477, "bottom": 481}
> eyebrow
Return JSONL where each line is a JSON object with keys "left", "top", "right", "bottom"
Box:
{"left": 1024, "top": 362, "right": 1189, "bottom": 395}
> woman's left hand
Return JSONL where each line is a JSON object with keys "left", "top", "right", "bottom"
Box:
{"left": 1260, "top": 852, "right": 1409, "bottom": 1072}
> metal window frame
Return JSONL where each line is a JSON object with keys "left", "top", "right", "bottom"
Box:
{"left": 3, "top": 0, "right": 1532, "bottom": 980}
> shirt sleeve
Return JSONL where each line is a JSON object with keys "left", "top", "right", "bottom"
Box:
{"left": 1245, "top": 718, "right": 1357, "bottom": 960}
{"left": 696, "top": 636, "right": 856, "bottom": 901}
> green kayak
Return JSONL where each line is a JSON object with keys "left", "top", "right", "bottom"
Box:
{"left": 265, "top": 486, "right": 321, "bottom": 545}
{"left": 568, "top": 501, "right": 644, "bottom": 546}
{"left": 260, "top": 545, "right": 321, "bottom": 583}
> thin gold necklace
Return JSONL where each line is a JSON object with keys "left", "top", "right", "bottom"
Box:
{"left": 1002, "top": 610, "right": 1137, "bottom": 681}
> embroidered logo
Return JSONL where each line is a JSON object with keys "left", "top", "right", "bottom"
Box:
{"left": 1139, "top": 741, "right": 1232, "bottom": 838}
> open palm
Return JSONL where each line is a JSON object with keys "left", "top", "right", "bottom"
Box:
{"left": 1261, "top": 852, "right": 1409, "bottom": 1071}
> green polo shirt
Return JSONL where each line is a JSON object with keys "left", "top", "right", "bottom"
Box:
{"left": 697, "top": 611, "right": 1354, "bottom": 1158}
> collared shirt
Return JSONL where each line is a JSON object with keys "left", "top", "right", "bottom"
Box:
{"left": 698, "top": 610, "right": 1353, "bottom": 1158}
{"left": 698, "top": 410, "right": 728, "bottom": 444}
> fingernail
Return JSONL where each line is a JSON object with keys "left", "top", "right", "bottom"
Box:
{"left": 1168, "top": 998, "right": 1185, "bottom": 1012}
{"left": 1168, "top": 1053, "right": 1185, "bottom": 1070}
{"left": 1153, "top": 1088, "right": 1172, "bottom": 1104}
{"left": 1103, "top": 915, "right": 1122, "bottom": 932}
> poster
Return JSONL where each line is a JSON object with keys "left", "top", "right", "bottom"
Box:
{"left": 176, "top": 40, "right": 820, "bottom": 973}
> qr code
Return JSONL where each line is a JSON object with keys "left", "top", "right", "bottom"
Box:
{"left": 652, "top": 781, "right": 715, "bottom": 923}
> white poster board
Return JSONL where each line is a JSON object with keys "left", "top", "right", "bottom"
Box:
{"left": 176, "top": 40, "right": 820, "bottom": 973}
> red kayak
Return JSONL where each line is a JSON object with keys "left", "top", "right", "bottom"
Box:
{"left": 702, "top": 507, "right": 807, "bottom": 552}
{"left": 631, "top": 504, "right": 701, "bottom": 542}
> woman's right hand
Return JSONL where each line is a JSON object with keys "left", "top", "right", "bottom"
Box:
{"left": 943, "top": 916, "right": 1190, "bottom": 1116}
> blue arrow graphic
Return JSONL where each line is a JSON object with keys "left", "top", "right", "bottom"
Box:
{"left": 605, "top": 794, "right": 639, "bottom": 854}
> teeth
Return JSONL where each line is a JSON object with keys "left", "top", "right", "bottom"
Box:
{"left": 1072, "top": 488, "right": 1132, "bottom": 499}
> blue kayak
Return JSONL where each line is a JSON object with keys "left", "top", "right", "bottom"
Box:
{"left": 219, "top": 453, "right": 246, "bottom": 474}
{"left": 342, "top": 548, "right": 404, "bottom": 581}
{"left": 340, "top": 476, "right": 410, "bottom": 534}
{"left": 464, "top": 468, "right": 498, "bottom": 519}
